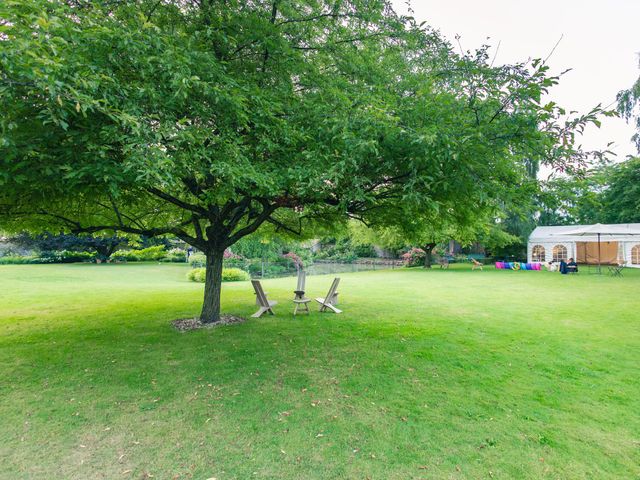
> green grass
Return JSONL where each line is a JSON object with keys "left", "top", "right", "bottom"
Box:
{"left": 1, "top": 263, "right": 639, "bottom": 479}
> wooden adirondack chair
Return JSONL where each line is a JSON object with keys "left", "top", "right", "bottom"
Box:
{"left": 292, "top": 270, "right": 311, "bottom": 315}
{"left": 471, "top": 258, "right": 484, "bottom": 270}
{"left": 315, "top": 277, "right": 342, "bottom": 314}
{"left": 251, "top": 280, "right": 277, "bottom": 318}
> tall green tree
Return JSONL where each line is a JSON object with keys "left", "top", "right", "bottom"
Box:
{"left": 350, "top": 210, "right": 485, "bottom": 268}
{"left": 537, "top": 174, "right": 606, "bottom": 225}
{"left": 536, "top": 157, "right": 640, "bottom": 226}
{"left": 0, "top": 0, "right": 606, "bottom": 322}
{"left": 601, "top": 158, "right": 640, "bottom": 223}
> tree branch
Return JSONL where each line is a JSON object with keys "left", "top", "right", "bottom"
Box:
{"left": 225, "top": 201, "right": 277, "bottom": 247}
{"left": 266, "top": 216, "right": 302, "bottom": 236}
{"left": 146, "top": 187, "right": 208, "bottom": 216}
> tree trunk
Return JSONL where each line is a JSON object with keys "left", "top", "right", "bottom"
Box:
{"left": 94, "top": 245, "right": 109, "bottom": 263}
{"left": 423, "top": 243, "right": 436, "bottom": 269}
{"left": 93, "top": 239, "right": 119, "bottom": 262}
{"left": 199, "top": 250, "right": 224, "bottom": 323}
{"left": 94, "top": 245, "right": 112, "bottom": 262}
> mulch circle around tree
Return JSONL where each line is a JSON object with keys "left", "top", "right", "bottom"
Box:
{"left": 172, "top": 315, "right": 246, "bottom": 332}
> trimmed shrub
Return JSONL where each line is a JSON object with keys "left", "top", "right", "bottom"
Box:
{"left": 112, "top": 246, "right": 167, "bottom": 262}
{"left": 187, "top": 267, "right": 206, "bottom": 282}
{"left": 131, "top": 246, "right": 167, "bottom": 261}
{"left": 187, "top": 267, "right": 250, "bottom": 283}
{"left": 221, "top": 268, "right": 250, "bottom": 282}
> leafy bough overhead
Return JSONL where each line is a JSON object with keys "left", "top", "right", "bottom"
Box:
{"left": 0, "top": 0, "right": 610, "bottom": 322}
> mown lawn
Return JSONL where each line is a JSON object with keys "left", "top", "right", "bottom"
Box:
{"left": 0, "top": 263, "right": 639, "bottom": 479}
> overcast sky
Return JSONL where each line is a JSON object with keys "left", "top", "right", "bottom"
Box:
{"left": 393, "top": 0, "right": 640, "bottom": 161}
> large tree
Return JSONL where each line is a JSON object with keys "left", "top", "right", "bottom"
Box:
{"left": 0, "top": 0, "right": 605, "bottom": 322}
{"left": 537, "top": 174, "right": 606, "bottom": 226}
{"left": 350, "top": 209, "right": 485, "bottom": 268}
{"left": 536, "top": 157, "right": 640, "bottom": 226}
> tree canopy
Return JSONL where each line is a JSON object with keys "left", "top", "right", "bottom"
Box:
{"left": 0, "top": 0, "right": 607, "bottom": 322}
{"left": 618, "top": 54, "right": 640, "bottom": 153}
{"left": 537, "top": 157, "right": 640, "bottom": 226}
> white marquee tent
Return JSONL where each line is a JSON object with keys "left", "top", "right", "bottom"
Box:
{"left": 527, "top": 223, "right": 640, "bottom": 268}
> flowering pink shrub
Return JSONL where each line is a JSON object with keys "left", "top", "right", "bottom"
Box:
{"left": 282, "top": 252, "right": 302, "bottom": 267}
{"left": 402, "top": 247, "right": 426, "bottom": 267}
{"left": 223, "top": 249, "right": 242, "bottom": 260}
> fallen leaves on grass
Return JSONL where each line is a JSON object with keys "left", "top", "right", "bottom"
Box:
{"left": 172, "top": 315, "right": 246, "bottom": 331}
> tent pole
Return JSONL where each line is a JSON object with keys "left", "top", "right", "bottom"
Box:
{"left": 597, "top": 232, "right": 601, "bottom": 274}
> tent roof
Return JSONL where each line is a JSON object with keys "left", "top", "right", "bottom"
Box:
{"left": 529, "top": 223, "right": 640, "bottom": 243}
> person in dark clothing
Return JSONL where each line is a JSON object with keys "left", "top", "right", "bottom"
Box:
{"left": 559, "top": 259, "right": 568, "bottom": 274}
{"left": 566, "top": 258, "right": 578, "bottom": 273}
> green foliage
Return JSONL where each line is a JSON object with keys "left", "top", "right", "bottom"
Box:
{"left": 188, "top": 253, "right": 207, "bottom": 268}
{"left": 186, "top": 268, "right": 206, "bottom": 283}
{"left": 601, "top": 157, "right": 640, "bottom": 223}
{"left": 231, "top": 237, "right": 284, "bottom": 262}
{"left": 0, "top": 0, "right": 604, "bottom": 236}
{"left": 0, "top": 0, "right": 611, "bottom": 321}
{"left": 8, "top": 232, "right": 127, "bottom": 260}
{"left": 230, "top": 235, "right": 314, "bottom": 265}
{"left": 40, "top": 250, "right": 95, "bottom": 263}
{"left": 0, "top": 255, "right": 41, "bottom": 264}
{"left": 477, "top": 226, "right": 522, "bottom": 257}
{"left": 221, "top": 268, "right": 251, "bottom": 282}
{"left": 2, "top": 244, "right": 186, "bottom": 264}
{"left": 537, "top": 157, "right": 640, "bottom": 226}
{"left": 537, "top": 173, "right": 607, "bottom": 226}
{"left": 130, "top": 246, "right": 167, "bottom": 261}
{"left": 244, "top": 260, "right": 289, "bottom": 278}
{"left": 617, "top": 55, "right": 640, "bottom": 152}
{"left": 187, "top": 267, "right": 249, "bottom": 283}
{"left": 0, "top": 250, "right": 94, "bottom": 264}
{"left": 313, "top": 237, "right": 360, "bottom": 263}
{"left": 349, "top": 221, "right": 406, "bottom": 253}
{"left": 222, "top": 257, "right": 299, "bottom": 278}
{"left": 112, "top": 246, "right": 167, "bottom": 262}
{"left": 160, "top": 248, "right": 187, "bottom": 263}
